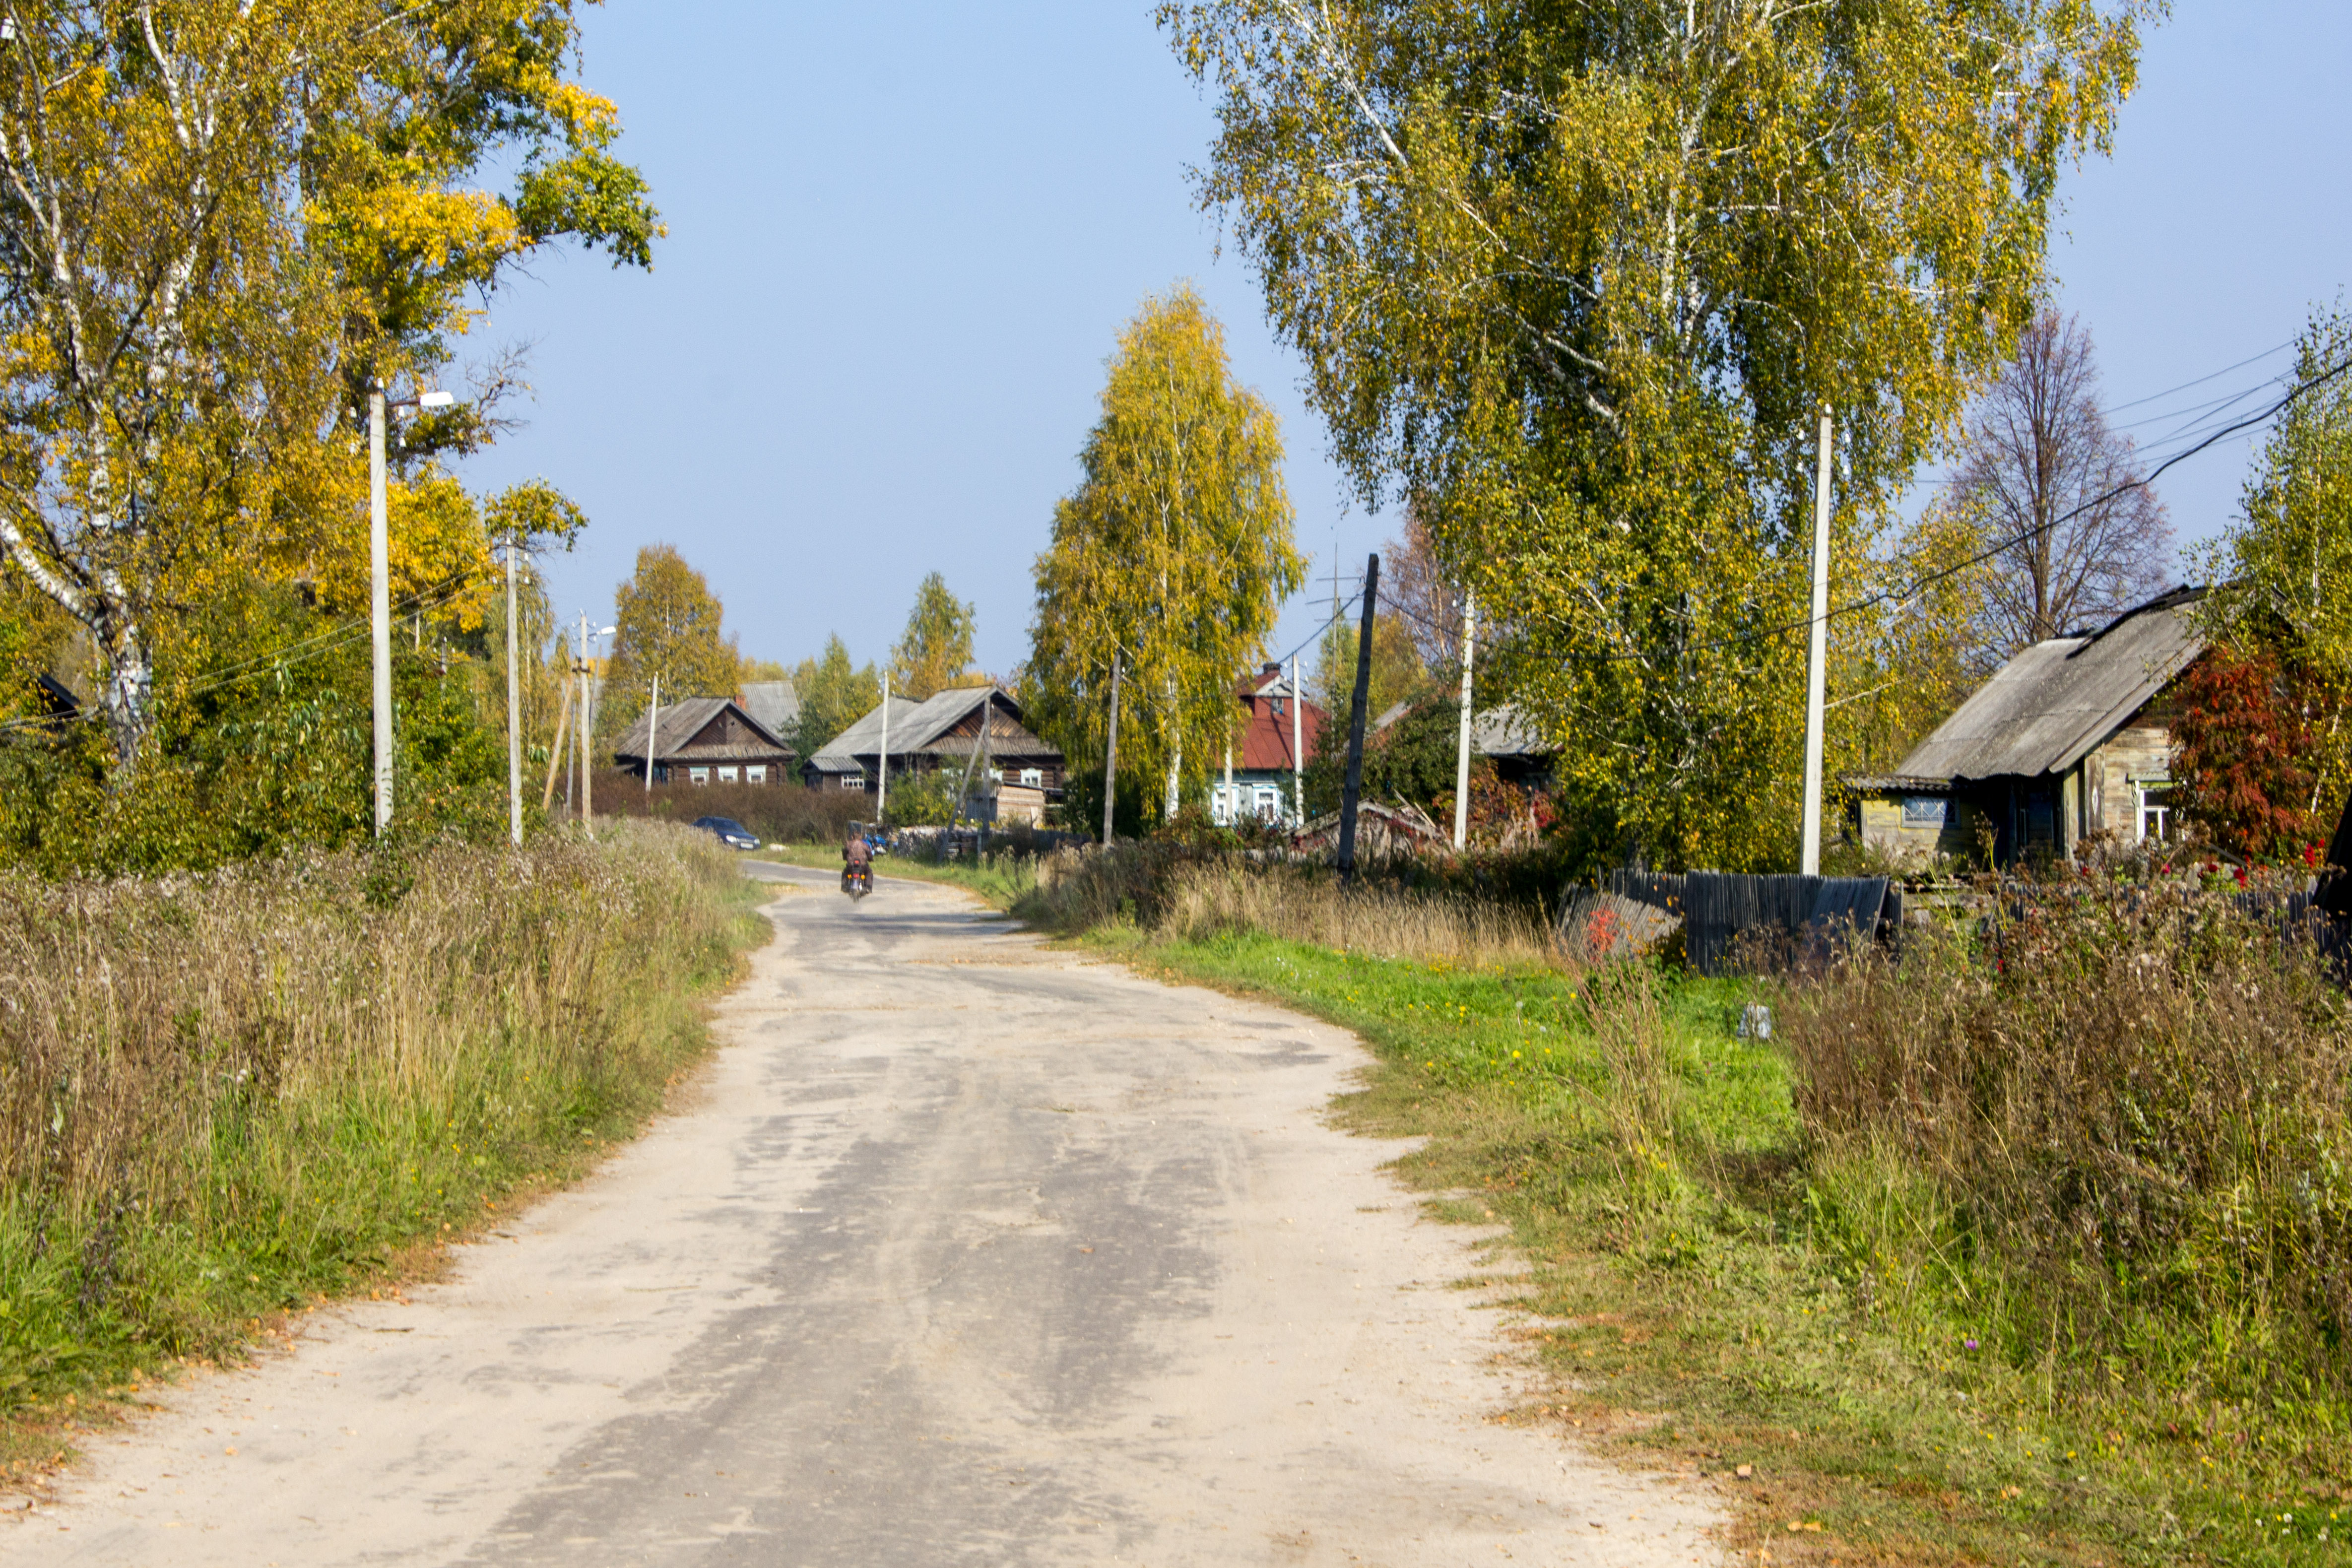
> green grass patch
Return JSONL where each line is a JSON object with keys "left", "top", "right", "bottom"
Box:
{"left": 1107, "top": 922, "right": 2351, "bottom": 1567}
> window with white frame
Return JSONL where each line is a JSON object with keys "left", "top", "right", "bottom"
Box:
{"left": 718, "top": 766, "right": 739, "bottom": 784}
{"left": 1253, "top": 785, "right": 1281, "bottom": 820}
{"left": 689, "top": 767, "right": 710, "bottom": 785}
{"left": 842, "top": 774, "right": 866, "bottom": 791}
{"left": 1019, "top": 767, "right": 1042, "bottom": 787}
{"left": 2135, "top": 780, "right": 2172, "bottom": 843}
{"left": 746, "top": 765, "right": 767, "bottom": 784}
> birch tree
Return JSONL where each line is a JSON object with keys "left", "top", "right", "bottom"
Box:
{"left": 1161, "top": 0, "right": 2156, "bottom": 867}
{"left": 1028, "top": 286, "right": 1306, "bottom": 822}
{"left": 0, "top": 1, "right": 657, "bottom": 776}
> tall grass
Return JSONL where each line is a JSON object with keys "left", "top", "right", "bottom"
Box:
{"left": 1023, "top": 846, "right": 1562, "bottom": 969}
{"left": 0, "top": 822, "right": 760, "bottom": 1412}
{"left": 1784, "top": 881, "right": 2352, "bottom": 1448}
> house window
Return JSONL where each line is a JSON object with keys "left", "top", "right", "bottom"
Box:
{"left": 1253, "top": 785, "right": 1282, "bottom": 820}
{"left": 747, "top": 765, "right": 767, "bottom": 784}
{"left": 1901, "top": 795, "right": 1948, "bottom": 826}
{"left": 718, "top": 766, "right": 739, "bottom": 784}
{"left": 1019, "top": 767, "right": 1042, "bottom": 787}
{"left": 689, "top": 767, "right": 710, "bottom": 785}
{"left": 842, "top": 774, "right": 865, "bottom": 791}
{"left": 2135, "top": 782, "right": 2171, "bottom": 844}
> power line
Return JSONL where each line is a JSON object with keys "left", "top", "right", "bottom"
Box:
{"left": 2104, "top": 337, "right": 2297, "bottom": 414}
{"left": 1563, "top": 345, "right": 2352, "bottom": 666}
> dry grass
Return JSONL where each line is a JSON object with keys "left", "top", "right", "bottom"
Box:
{"left": 0, "top": 821, "right": 761, "bottom": 1414}
{"left": 1026, "top": 846, "right": 1564, "bottom": 970}
{"left": 1784, "top": 879, "right": 2352, "bottom": 1439}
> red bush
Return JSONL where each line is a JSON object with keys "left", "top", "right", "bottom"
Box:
{"left": 2170, "top": 644, "right": 2323, "bottom": 862}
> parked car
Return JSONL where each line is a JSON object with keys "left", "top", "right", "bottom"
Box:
{"left": 692, "top": 815, "right": 759, "bottom": 851}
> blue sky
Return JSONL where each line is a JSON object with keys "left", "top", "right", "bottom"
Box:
{"left": 467, "top": 3, "right": 2352, "bottom": 676}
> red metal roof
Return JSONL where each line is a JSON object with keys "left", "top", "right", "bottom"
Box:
{"left": 1231, "top": 669, "right": 1324, "bottom": 771}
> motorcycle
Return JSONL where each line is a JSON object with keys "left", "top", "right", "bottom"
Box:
{"left": 841, "top": 860, "right": 873, "bottom": 900}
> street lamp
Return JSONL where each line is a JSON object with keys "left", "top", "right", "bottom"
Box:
{"left": 370, "top": 385, "right": 457, "bottom": 837}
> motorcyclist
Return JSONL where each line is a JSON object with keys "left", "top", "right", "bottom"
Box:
{"left": 842, "top": 828, "right": 872, "bottom": 891}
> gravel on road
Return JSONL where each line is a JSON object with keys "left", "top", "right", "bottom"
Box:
{"left": 7, "top": 864, "right": 1717, "bottom": 1566}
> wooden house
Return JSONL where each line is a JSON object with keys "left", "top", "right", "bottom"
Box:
{"left": 802, "top": 685, "right": 1064, "bottom": 825}
{"left": 1847, "top": 586, "right": 2207, "bottom": 864}
{"left": 613, "top": 696, "right": 796, "bottom": 786}
{"left": 1210, "top": 663, "right": 1324, "bottom": 827}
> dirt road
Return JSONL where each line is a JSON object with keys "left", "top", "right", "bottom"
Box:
{"left": 10, "top": 865, "right": 1716, "bottom": 1565}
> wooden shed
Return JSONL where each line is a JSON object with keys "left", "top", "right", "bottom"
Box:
{"left": 1848, "top": 586, "right": 2206, "bottom": 864}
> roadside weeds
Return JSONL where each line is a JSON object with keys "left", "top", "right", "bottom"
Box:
{"left": 1066, "top": 915, "right": 2349, "bottom": 1567}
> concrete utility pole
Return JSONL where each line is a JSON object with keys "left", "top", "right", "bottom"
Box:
{"left": 644, "top": 671, "right": 660, "bottom": 798}
{"left": 369, "top": 389, "right": 393, "bottom": 837}
{"left": 366, "top": 385, "right": 453, "bottom": 838}
{"left": 1223, "top": 743, "right": 1233, "bottom": 827}
{"left": 877, "top": 672, "right": 891, "bottom": 821}
{"left": 1801, "top": 405, "right": 1834, "bottom": 876}
{"left": 1452, "top": 589, "right": 1477, "bottom": 850}
{"left": 1290, "top": 653, "right": 1303, "bottom": 829}
{"left": 505, "top": 542, "right": 522, "bottom": 845}
{"left": 1336, "top": 554, "right": 1379, "bottom": 882}
{"left": 1101, "top": 652, "right": 1122, "bottom": 846}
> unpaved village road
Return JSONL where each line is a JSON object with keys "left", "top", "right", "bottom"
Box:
{"left": 11, "top": 865, "right": 1717, "bottom": 1566}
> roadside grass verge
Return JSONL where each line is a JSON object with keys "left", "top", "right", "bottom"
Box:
{"left": 0, "top": 822, "right": 765, "bottom": 1474}
{"left": 755, "top": 842, "right": 1037, "bottom": 910}
{"left": 1032, "top": 852, "right": 2352, "bottom": 1566}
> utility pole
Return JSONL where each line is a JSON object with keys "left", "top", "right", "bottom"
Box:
{"left": 578, "top": 612, "right": 597, "bottom": 828}
{"left": 369, "top": 388, "right": 393, "bottom": 837}
{"left": 505, "top": 541, "right": 522, "bottom": 846}
{"left": 1336, "top": 554, "right": 1379, "bottom": 882}
{"left": 1801, "top": 405, "right": 1834, "bottom": 876}
{"left": 876, "top": 671, "right": 891, "bottom": 822}
{"left": 1452, "top": 589, "right": 1477, "bottom": 850}
{"left": 644, "top": 671, "right": 660, "bottom": 797}
{"left": 1290, "top": 652, "right": 1303, "bottom": 830}
{"left": 569, "top": 612, "right": 585, "bottom": 822}
{"left": 1101, "top": 652, "right": 1122, "bottom": 846}
{"left": 1223, "top": 743, "right": 1233, "bottom": 827}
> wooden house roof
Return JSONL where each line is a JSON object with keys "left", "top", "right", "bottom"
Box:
{"left": 612, "top": 697, "right": 795, "bottom": 765}
{"left": 811, "top": 685, "right": 1063, "bottom": 768}
{"left": 1894, "top": 586, "right": 2207, "bottom": 783}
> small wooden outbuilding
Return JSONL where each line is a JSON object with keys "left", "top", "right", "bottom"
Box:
{"left": 1848, "top": 586, "right": 2207, "bottom": 864}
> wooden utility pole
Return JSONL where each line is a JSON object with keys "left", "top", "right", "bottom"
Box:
{"left": 1336, "top": 554, "right": 1379, "bottom": 881}
{"left": 1801, "top": 407, "right": 1833, "bottom": 876}
{"left": 1451, "top": 589, "right": 1476, "bottom": 850}
{"left": 541, "top": 677, "right": 573, "bottom": 812}
{"left": 1101, "top": 652, "right": 1122, "bottom": 846}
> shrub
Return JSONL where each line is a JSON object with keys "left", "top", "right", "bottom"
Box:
{"left": 595, "top": 778, "right": 861, "bottom": 844}
{"left": 1783, "top": 873, "right": 2352, "bottom": 1417}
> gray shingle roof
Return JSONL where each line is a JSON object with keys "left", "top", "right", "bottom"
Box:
{"left": 1894, "top": 587, "right": 2207, "bottom": 783}
{"left": 613, "top": 697, "right": 794, "bottom": 763}
{"left": 809, "top": 685, "right": 1061, "bottom": 767}
{"left": 740, "top": 680, "right": 799, "bottom": 737}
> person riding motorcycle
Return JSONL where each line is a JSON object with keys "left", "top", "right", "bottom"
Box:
{"left": 842, "top": 829, "right": 873, "bottom": 895}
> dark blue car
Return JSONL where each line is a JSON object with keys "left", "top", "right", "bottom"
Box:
{"left": 692, "top": 815, "right": 759, "bottom": 851}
